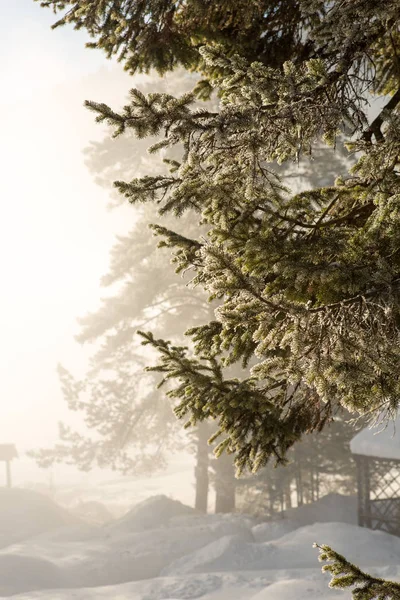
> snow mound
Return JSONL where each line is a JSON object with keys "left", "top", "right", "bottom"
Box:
{"left": 170, "top": 512, "right": 255, "bottom": 529}
{"left": 31, "top": 524, "right": 102, "bottom": 543}
{"left": 284, "top": 493, "right": 357, "bottom": 526}
{"left": 278, "top": 521, "right": 400, "bottom": 567}
{"left": 0, "top": 488, "right": 81, "bottom": 548}
{"left": 87, "top": 521, "right": 252, "bottom": 585}
{"left": 0, "top": 554, "right": 69, "bottom": 596}
{"left": 169, "top": 513, "right": 255, "bottom": 541}
{"left": 107, "top": 495, "right": 195, "bottom": 533}
{"left": 71, "top": 501, "right": 113, "bottom": 526}
{"left": 11, "top": 572, "right": 273, "bottom": 600}
{"left": 5, "top": 496, "right": 400, "bottom": 599}
{"left": 252, "top": 520, "right": 299, "bottom": 543}
{"left": 5, "top": 517, "right": 253, "bottom": 588}
{"left": 251, "top": 578, "right": 348, "bottom": 600}
{"left": 164, "top": 522, "right": 400, "bottom": 575}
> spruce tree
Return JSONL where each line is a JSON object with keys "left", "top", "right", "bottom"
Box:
{"left": 82, "top": 3, "right": 400, "bottom": 470}
{"left": 38, "top": 0, "right": 400, "bottom": 593}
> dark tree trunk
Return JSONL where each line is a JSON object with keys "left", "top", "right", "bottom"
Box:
{"left": 285, "top": 482, "right": 292, "bottom": 509}
{"left": 295, "top": 465, "right": 303, "bottom": 506}
{"left": 310, "top": 468, "right": 315, "bottom": 503}
{"left": 5, "top": 461, "right": 11, "bottom": 488}
{"left": 194, "top": 422, "right": 210, "bottom": 513}
{"left": 214, "top": 452, "right": 236, "bottom": 513}
{"left": 268, "top": 478, "right": 275, "bottom": 516}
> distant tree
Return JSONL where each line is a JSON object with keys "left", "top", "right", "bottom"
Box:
{"left": 237, "top": 413, "right": 361, "bottom": 516}
{"left": 32, "top": 359, "right": 180, "bottom": 475}
{"left": 31, "top": 198, "right": 220, "bottom": 506}
{"left": 32, "top": 69, "right": 239, "bottom": 512}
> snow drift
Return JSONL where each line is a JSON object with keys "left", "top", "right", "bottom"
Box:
{"left": 2, "top": 493, "right": 400, "bottom": 599}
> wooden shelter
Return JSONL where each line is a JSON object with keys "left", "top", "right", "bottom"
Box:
{"left": 351, "top": 420, "right": 400, "bottom": 536}
{"left": 0, "top": 444, "right": 18, "bottom": 488}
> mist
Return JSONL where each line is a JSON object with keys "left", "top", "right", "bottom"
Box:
{"left": 0, "top": 2, "right": 196, "bottom": 493}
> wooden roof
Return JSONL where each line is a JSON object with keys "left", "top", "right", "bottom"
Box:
{"left": 0, "top": 444, "right": 18, "bottom": 461}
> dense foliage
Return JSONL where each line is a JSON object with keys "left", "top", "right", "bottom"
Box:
{"left": 37, "top": 0, "right": 400, "bottom": 594}
{"left": 37, "top": 0, "right": 400, "bottom": 470}
{"left": 36, "top": 0, "right": 305, "bottom": 98}
{"left": 238, "top": 414, "right": 361, "bottom": 515}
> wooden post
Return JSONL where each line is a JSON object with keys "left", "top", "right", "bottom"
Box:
{"left": 6, "top": 460, "right": 11, "bottom": 488}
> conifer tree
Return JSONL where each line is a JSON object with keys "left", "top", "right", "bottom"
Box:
{"left": 82, "top": 3, "right": 400, "bottom": 470}
{"left": 38, "top": 0, "right": 400, "bottom": 592}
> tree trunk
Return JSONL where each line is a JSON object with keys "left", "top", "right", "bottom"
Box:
{"left": 310, "top": 468, "right": 315, "bottom": 503}
{"left": 214, "top": 451, "right": 236, "bottom": 513}
{"left": 194, "top": 422, "right": 210, "bottom": 513}
{"left": 5, "top": 461, "right": 11, "bottom": 488}
{"left": 295, "top": 465, "right": 303, "bottom": 506}
{"left": 284, "top": 480, "right": 292, "bottom": 510}
{"left": 268, "top": 478, "right": 275, "bottom": 516}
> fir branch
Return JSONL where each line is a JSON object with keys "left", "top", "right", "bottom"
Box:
{"left": 362, "top": 87, "right": 400, "bottom": 143}
{"left": 316, "top": 544, "right": 400, "bottom": 599}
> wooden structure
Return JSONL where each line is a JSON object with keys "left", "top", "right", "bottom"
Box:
{"left": 0, "top": 444, "right": 18, "bottom": 488}
{"left": 351, "top": 421, "right": 400, "bottom": 536}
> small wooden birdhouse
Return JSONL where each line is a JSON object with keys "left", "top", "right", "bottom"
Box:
{"left": 0, "top": 444, "right": 18, "bottom": 488}
{"left": 351, "top": 420, "right": 400, "bottom": 536}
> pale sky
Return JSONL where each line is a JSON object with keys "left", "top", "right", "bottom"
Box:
{"left": 0, "top": 1, "right": 143, "bottom": 478}
{"left": 0, "top": 1, "right": 199, "bottom": 499}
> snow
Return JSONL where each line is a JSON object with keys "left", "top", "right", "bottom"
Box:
{"left": 0, "top": 488, "right": 81, "bottom": 549}
{"left": 252, "top": 519, "right": 299, "bottom": 543}
{"left": 284, "top": 493, "right": 358, "bottom": 526}
{"left": 163, "top": 522, "right": 400, "bottom": 576}
{"left": 107, "top": 495, "right": 196, "bottom": 534}
{"left": 251, "top": 578, "right": 345, "bottom": 600}
{"left": 2, "top": 492, "right": 400, "bottom": 599}
{"left": 350, "top": 417, "right": 400, "bottom": 459}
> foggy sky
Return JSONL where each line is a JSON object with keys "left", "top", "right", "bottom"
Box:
{"left": 0, "top": 1, "right": 149, "bottom": 483}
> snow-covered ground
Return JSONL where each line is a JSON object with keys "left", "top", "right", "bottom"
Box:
{"left": 1, "top": 492, "right": 400, "bottom": 600}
